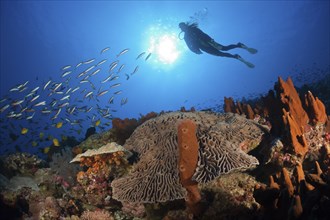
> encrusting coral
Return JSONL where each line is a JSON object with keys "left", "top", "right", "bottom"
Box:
{"left": 111, "top": 112, "right": 267, "bottom": 211}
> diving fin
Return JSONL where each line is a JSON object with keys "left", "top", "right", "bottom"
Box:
{"left": 239, "top": 43, "right": 258, "bottom": 54}
{"left": 237, "top": 56, "right": 255, "bottom": 68}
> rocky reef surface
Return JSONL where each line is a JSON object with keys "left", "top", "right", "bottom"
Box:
{"left": 0, "top": 76, "right": 329, "bottom": 220}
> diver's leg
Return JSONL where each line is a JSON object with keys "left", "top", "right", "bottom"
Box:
{"left": 209, "top": 40, "right": 224, "bottom": 50}
{"left": 221, "top": 43, "right": 258, "bottom": 54}
{"left": 235, "top": 54, "right": 255, "bottom": 68}
{"left": 238, "top": 43, "right": 258, "bottom": 54}
{"left": 220, "top": 44, "right": 241, "bottom": 51}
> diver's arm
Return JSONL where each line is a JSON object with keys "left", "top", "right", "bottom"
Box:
{"left": 187, "top": 43, "right": 203, "bottom": 54}
{"left": 184, "top": 36, "right": 203, "bottom": 54}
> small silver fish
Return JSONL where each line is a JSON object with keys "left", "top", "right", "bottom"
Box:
{"left": 116, "top": 48, "right": 129, "bottom": 57}
{"left": 120, "top": 97, "right": 128, "bottom": 106}
{"left": 109, "top": 61, "right": 119, "bottom": 72}
{"left": 41, "top": 109, "right": 52, "bottom": 114}
{"left": 21, "top": 80, "right": 29, "bottom": 88}
{"left": 61, "top": 71, "right": 72, "bottom": 78}
{"left": 0, "top": 104, "right": 9, "bottom": 113}
{"left": 101, "top": 73, "right": 114, "bottom": 83}
{"left": 125, "top": 74, "right": 130, "bottom": 80}
{"left": 26, "top": 112, "right": 35, "bottom": 120}
{"left": 58, "top": 102, "right": 69, "bottom": 108}
{"left": 145, "top": 53, "right": 152, "bottom": 61}
{"left": 117, "top": 64, "right": 125, "bottom": 73}
{"left": 9, "top": 87, "right": 19, "bottom": 92}
{"left": 110, "top": 76, "right": 119, "bottom": 81}
{"left": 30, "top": 86, "right": 40, "bottom": 93}
{"left": 114, "top": 90, "right": 122, "bottom": 95}
{"left": 83, "top": 58, "right": 95, "bottom": 64}
{"left": 84, "top": 91, "right": 93, "bottom": 99}
{"left": 29, "top": 95, "right": 40, "bottom": 103}
{"left": 43, "top": 80, "right": 52, "bottom": 90}
{"left": 90, "top": 68, "right": 101, "bottom": 76}
{"left": 69, "top": 106, "right": 76, "bottom": 114}
{"left": 54, "top": 108, "right": 62, "bottom": 118}
{"left": 11, "top": 99, "right": 24, "bottom": 106}
{"left": 18, "top": 87, "right": 28, "bottom": 93}
{"left": 131, "top": 65, "right": 139, "bottom": 75}
{"left": 25, "top": 92, "right": 34, "bottom": 98}
{"left": 65, "top": 88, "right": 72, "bottom": 94}
{"left": 97, "top": 90, "right": 109, "bottom": 97}
{"left": 86, "top": 106, "right": 93, "bottom": 112}
{"left": 34, "top": 101, "right": 46, "bottom": 107}
{"left": 80, "top": 80, "right": 89, "bottom": 84}
{"left": 136, "top": 52, "right": 146, "bottom": 60}
{"left": 110, "top": 83, "right": 121, "bottom": 89}
{"left": 84, "top": 65, "right": 95, "bottom": 73}
{"left": 75, "top": 62, "right": 83, "bottom": 68}
{"left": 97, "top": 59, "right": 107, "bottom": 66}
{"left": 62, "top": 65, "right": 71, "bottom": 71}
{"left": 100, "top": 47, "right": 110, "bottom": 54}
{"left": 71, "top": 86, "right": 80, "bottom": 93}
{"left": 77, "top": 71, "right": 87, "bottom": 78}
{"left": 108, "top": 96, "right": 114, "bottom": 104}
{"left": 60, "top": 95, "right": 70, "bottom": 101}
{"left": 53, "top": 82, "right": 62, "bottom": 92}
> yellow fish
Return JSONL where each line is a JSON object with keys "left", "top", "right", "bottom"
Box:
{"left": 94, "top": 119, "right": 101, "bottom": 127}
{"left": 53, "top": 138, "right": 60, "bottom": 147}
{"left": 43, "top": 147, "right": 51, "bottom": 154}
{"left": 32, "top": 141, "right": 38, "bottom": 147}
{"left": 39, "top": 132, "right": 44, "bottom": 139}
{"left": 21, "top": 128, "right": 28, "bottom": 135}
{"left": 56, "top": 122, "right": 63, "bottom": 128}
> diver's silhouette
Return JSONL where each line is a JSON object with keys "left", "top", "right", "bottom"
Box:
{"left": 179, "top": 22, "right": 257, "bottom": 68}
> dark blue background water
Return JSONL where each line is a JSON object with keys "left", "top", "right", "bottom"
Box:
{"left": 0, "top": 1, "right": 329, "bottom": 155}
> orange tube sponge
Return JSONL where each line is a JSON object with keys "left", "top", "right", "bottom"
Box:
{"left": 177, "top": 119, "right": 201, "bottom": 217}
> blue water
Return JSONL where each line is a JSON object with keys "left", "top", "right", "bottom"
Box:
{"left": 0, "top": 1, "right": 329, "bottom": 156}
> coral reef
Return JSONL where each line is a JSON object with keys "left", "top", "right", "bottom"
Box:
{"left": 304, "top": 90, "right": 328, "bottom": 125}
{"left": 1, "top": 76, "right": 329, "bottom": 220}
{"left": 50, "top": 147, "right": 81, "bottom": 186}
{"left": 0, "top": 152, "right": 46, "bottom": 178}
{"left": 72, "top": 111, "right": 158, "bottom": 155}
{"left": 224, "top": 77, "right": 330, "bottom": 219}
{"left": 111, "top": 111, "right": 158, "bottom": 145}
{"left": 225, "top": 77, "right": 329, "bottom": 161}
{"left": 254, "top": 158, "right": 330, "bottom": 220}
{"left": 80, "top": 209, "right": 114, "bottom": 220}
{"left": 224, "top": 97, "right": 255, "bottom": 119}
{"left": 111, "top": 111, "right": 266, "bottom": 218}
{"left": 71, "top": 142, "right": 130, "bottom": 207}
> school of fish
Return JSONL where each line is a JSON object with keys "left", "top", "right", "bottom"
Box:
{"left": 0, "top": 47, "right": 152, "bottom": 155}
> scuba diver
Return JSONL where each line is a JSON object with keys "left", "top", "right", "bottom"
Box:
{"left": 179, "top": 22, "right": 257, "bottom": 68}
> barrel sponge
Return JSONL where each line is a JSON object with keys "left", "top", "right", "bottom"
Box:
{"left": 111, "top": 111, "right": 267, "bottom": 203}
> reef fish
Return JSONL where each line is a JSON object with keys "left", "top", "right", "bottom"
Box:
{"left": 117, "top": 48, "right": 129, "bottom": 57}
